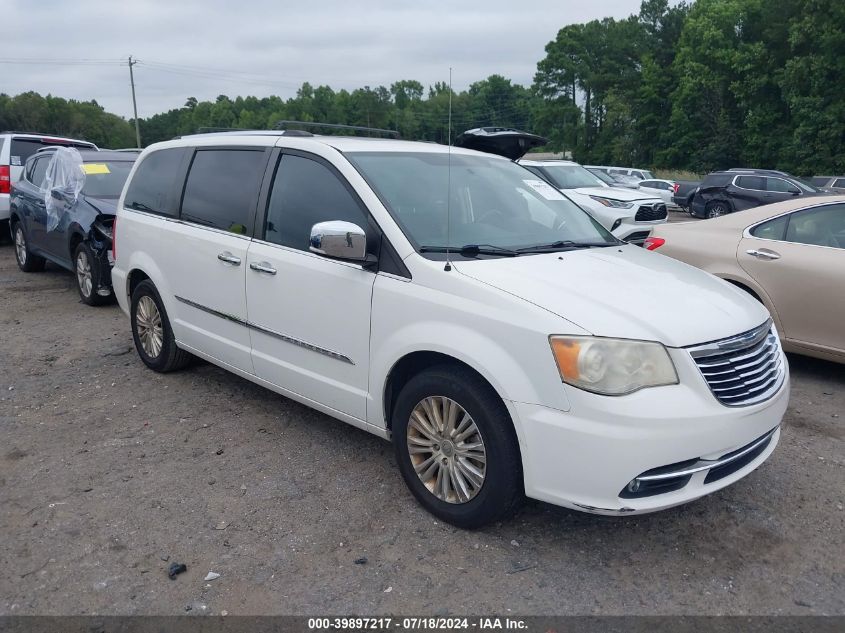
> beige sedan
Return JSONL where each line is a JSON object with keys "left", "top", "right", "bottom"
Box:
{"left": 645, "top": 196, "right": 845, "bottom": 364}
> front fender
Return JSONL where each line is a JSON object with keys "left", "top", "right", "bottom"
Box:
{"left": 368, "top": 275, "right": 574, "bottom": 430}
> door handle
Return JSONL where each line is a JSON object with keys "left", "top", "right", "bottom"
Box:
{"left": 746, "top": 249, "right": 780, "bottom": 260}
{"left": 217, "top": 251, "right": 241, "bottom": 266}
{"left": 249, "top": 261, "right": 277, "bottom": 275}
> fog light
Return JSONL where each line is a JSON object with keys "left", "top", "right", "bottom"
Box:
{"left": 611, "top": 218, "right": 622, "bottom": 231}
{"left": 626, "top": 479, "right": 641, "bottom": 493}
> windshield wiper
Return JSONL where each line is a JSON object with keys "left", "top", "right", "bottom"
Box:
{"left": 516, "top": 240, "right": 619, "bottom": 253}
{"left": 419, "top": 244, "right": 519, "bottom": 257}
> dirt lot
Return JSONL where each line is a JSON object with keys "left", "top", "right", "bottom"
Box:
{"left": 0, "top": 236, "right": 842, "bottom": 616}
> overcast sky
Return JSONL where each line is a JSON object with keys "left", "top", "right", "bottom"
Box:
{"left": 5, "top": 0, "right": 642, "bottom": 120}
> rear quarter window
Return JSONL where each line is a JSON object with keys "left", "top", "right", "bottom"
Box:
{"left": 736, "top": 175, "right": 765, "bottom": 190}
{"left": 702, "top": 174, "right": 733, "bottom": 187}
{"left": 833, "top": 178, "right": 845, "bottom": 188}
{"left": 124, "top": 148, "right": 188, "bottom": 217}
{"left": 750, "top": 215, "right": 788, "bottom": 241}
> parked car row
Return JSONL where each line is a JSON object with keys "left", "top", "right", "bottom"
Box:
{"left": 1, "top": 130, "right": 98, "bottom": 238}
{"left": 645, "top": 196, "right": 844, "bottom": 364}
{"left": 10, "top": 144, "right": 136, "bottom": 304}
{"left": 7, "top": 125, "right": 803, "bottom": 529}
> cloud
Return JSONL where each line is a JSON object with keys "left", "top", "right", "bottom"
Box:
{"left": 4, "top": 0, "right": 641, "bottom": 119}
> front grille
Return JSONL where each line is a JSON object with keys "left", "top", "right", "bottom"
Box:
{"left": 687, "top": 320, "right": 785, "bottom": 407}
{"left": 635, "top": 203, "right": 668, "bottom": 221}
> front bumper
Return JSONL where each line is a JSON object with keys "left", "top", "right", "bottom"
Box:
{"left": 613, "top": 216, "right": 668, "bottom": 246}
{"left": 511, "top": 347, "right": 790, "bottom": 514}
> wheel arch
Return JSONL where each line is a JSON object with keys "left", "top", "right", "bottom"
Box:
{"left": 68, "top": 225, "right": 86, "bottom": 260}
{"left": 383, "top": 351, "right": 502, "bottom": 432}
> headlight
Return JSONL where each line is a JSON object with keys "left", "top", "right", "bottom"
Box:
{"left": 589, "top": 196, "right": 634, "bottom": 209}
{"left": 549, "top": 336, "right": 678, "bottom": 395}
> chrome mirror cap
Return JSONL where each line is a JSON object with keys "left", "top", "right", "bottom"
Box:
{"left": 309, "top": 220, "right": 367, "bottom": 261}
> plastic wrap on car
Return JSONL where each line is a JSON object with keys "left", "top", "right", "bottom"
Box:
{"left": 43, "top": 147, "right": 85, "bottom": 231}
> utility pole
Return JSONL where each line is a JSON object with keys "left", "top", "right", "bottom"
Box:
{"left": 128, "top": 56, "right": 141, "bottom": 148}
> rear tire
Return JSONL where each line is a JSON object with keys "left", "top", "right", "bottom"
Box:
{"left": 130, "top": 279, "right": 192, "bottom": 372}
{"left": 391, "top": 364, "right": 523, "bottom": 529}
{"left": 74, "top": 242, "right": 112, "bottom": 306}
{"left": 12, "top": 222, "right": 46, "bottom": 273}
{"left": 706, "top": 201, "right": 730, "bottom": 219}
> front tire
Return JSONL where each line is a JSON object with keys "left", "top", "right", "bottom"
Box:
{"left": 392, "top": 365, "right": 523, "bottom": 529}
{"left": 12, "top": 222, "right": 46, "bottom": 272}
{"left": 130, "top": 280, "right": 192, "bottom": 372}
{"left": 74, "top": 242, "right": 112, "bottom": 306}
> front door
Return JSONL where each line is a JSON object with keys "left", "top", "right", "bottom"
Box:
{"left": 164, "top": 147, "right": 270, "bottom": 374}
{"left": 738, "top": 202, "right": 845, "bottom": 355}
{"left": 246, "top": 152, "right": 376, "bottom": 421}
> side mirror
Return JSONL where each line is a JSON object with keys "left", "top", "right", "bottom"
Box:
{"left": 789, "top": 188, "right": 800, "bottom": 196}
{"left": 310, "top": 220, "right": 367, "bottom": 261}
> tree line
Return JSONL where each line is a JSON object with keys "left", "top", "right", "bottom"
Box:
{"left": 1, "top": 0, "right": 842, "bottom": 175}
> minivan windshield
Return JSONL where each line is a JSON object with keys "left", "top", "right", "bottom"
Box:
{"left": 347, "top": 151, "right": 617, "bottom": 257}
{"left": 534, "top": 164, "right": 607, "bottom": 190}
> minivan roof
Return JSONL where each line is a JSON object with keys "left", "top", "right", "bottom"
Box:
{"left": 152, "top": 133, "right": 513, "bottom": 158}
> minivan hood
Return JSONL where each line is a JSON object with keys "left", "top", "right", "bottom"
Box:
{"left": 567, "top": 187, "right": 660, "bottom": 202}
{"left": 454, "top": 246, "right": 769, "bottom": 347}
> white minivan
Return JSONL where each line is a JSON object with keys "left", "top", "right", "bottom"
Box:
{"left": 112, "top": 131, "right": 789, "bottom": 528}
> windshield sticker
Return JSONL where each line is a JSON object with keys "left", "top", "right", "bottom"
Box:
{"left": 81, "top": 163, "right": 110, "bottom": 175}
{"left": 11, "top": 156, "right": 21, "bottom": 166}
{"left": 523, "top": 179, "right": 566, "bottom": 200}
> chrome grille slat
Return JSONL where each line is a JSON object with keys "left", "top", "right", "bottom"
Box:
{"left": 696, "top": 338, "right": 772, "bottom": 368}
{"left": 704, "top": 354, "right": 779, "bottom": 384}
{"left": 686, "top": 320, "right": 785, "bottom": 407}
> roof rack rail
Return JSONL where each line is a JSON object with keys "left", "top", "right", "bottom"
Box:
{"left": 274, "top": 120, "right": 400, "bottom": 139}
{"left": 195, "top": 126, "right": 251, "bottom": 134}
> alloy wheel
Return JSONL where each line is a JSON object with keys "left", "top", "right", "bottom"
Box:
{"left": 14, "top": 227, "right": 26, "bottom": 265}
{"left": 135, "top": 295, "right": 164, "bottom": 358}
{"left": 76, "top": 251, "right": 93, "bottom": 298}
{"left": 407, "top": 396, "right": 487, "bottom": 504}
{"left": 707, "top": 204, "right": 726, "bottom": 219}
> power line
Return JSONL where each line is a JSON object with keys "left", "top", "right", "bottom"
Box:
{"left": 0, "top": 57, "right": 124, "bottom": 66}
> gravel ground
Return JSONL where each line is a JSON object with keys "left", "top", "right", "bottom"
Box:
{"left": 0, "top": 235, "right": 842, "bottom": 616}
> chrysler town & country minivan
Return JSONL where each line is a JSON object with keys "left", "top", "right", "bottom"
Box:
{"left": 112, "top": 131, "right": 789, "bottom": 528}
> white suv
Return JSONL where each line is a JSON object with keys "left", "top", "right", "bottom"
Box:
{"left": 112, "top": 131, "right": 789, "bottom": 528}
{"left": 0, "top": 132, "right": 97, "bottom": 236}
{"left": 519, "top": 159, "right": 668, "bottom": 245}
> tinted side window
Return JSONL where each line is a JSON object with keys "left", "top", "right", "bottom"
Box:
{"left": 750, "top": 215, "right": 788, "bottom": 241}
{"left": 29, "top": 157, "right": 49, "bottom": 187}
{"left": 125, "top": 148, "right": 187, "bottom": 217}
{"left": 785, "top": 204, "right": 845, "bottom": 249}
{"left": 834, "top": 179, "right": 845, "bottom": 188}
{"left": 640, "top": 181, "right": 655, "bottom": 188}
{"left": 264, "top": 154, "right": 370, "bottom": 252}
{"left": 181, "top": 149, "right": 266, "bottom": 234}
{"left": 736, "top": 175, "right": 765, "bottom": 190}
{"left": 766, "top": 177, "right": 798, "bottom": 193}
{"left": 10, "top": 138, "right": 95, "bottom": 166}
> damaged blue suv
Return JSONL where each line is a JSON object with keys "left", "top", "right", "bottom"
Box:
{"left": 10, "top": 148, "right": 136, "bottom": 305}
